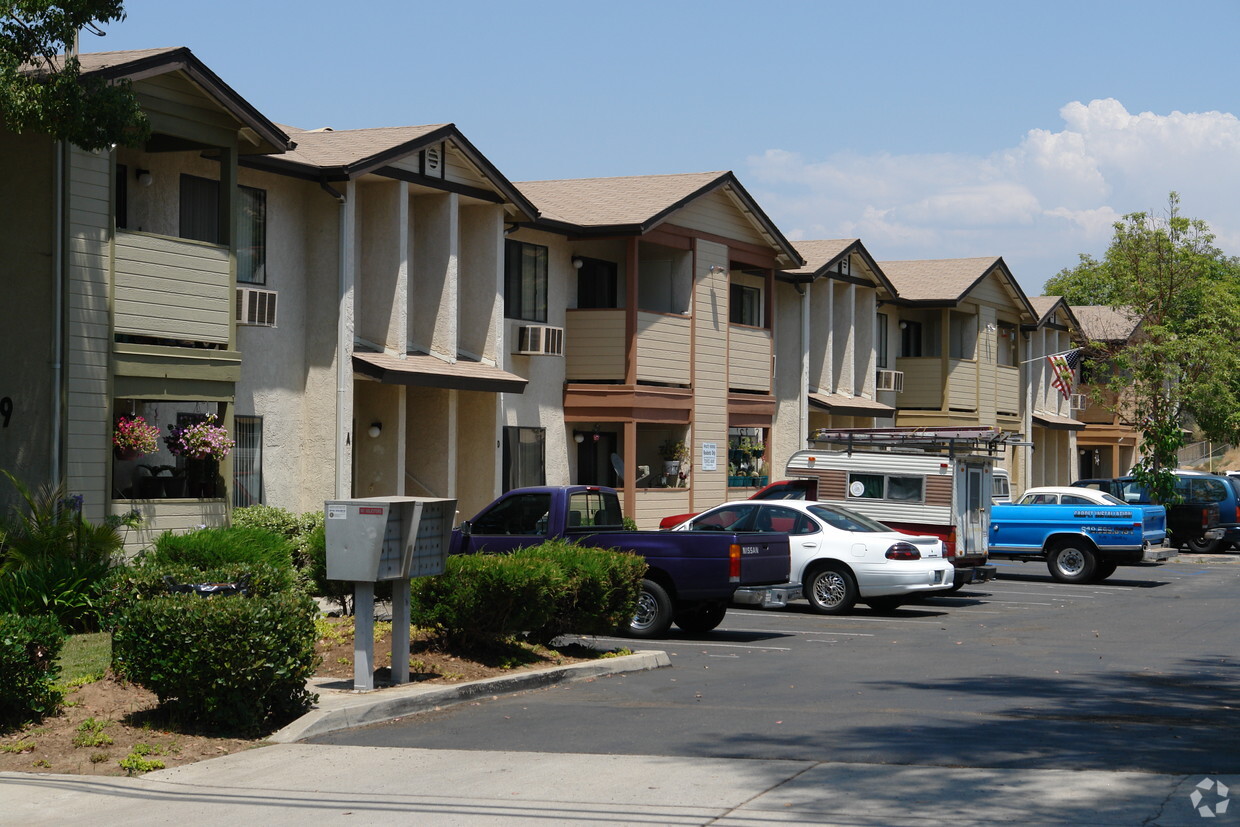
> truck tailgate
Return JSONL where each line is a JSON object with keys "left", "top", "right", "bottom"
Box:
{"left": 731, "top": 532, "right": 793, "bottom": 587}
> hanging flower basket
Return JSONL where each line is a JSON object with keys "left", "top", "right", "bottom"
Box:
{"left": 164, "top": 415, "right": 235, "bottom": 460}
{"left": 113, "top": 415, "right": 160, "bottom": 459}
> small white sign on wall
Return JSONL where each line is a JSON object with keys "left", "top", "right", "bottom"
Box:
{"left": 701, "top": 442, "right": 717, "bottom": 472}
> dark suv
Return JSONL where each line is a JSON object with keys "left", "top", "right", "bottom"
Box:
{"left": 1073, "top": 471, "right": 1239, "bottom": 553}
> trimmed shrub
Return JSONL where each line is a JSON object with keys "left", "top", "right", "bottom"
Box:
{"left": 514, "top": 542, "right": 646, "bottom": 644}
{"left": 232, "top": 506, "right": 323, "bottom": 567}
{"left": 142, "top": 526, "right": 294, "bottom": 570}
{"left": 0, "top": 613, "right": 66, "bottom": 729}
{"left": 410, "top": 553, "right": 566, "bottom": 648}
{"left": 96, "top": 561, "right": 296, "bottom": 629}
{"left": 111, "top": 591, "right": 319, "bottom": 734}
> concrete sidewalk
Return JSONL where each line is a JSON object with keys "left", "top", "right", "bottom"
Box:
{"left": 2, "top": 744, "right": 1233, "bottom": 825}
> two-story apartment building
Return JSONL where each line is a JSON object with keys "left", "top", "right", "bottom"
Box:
{"left": 876, "top": 257, "right": 1039, "bottom": 488}
{"left": 771, "top": 239, "right": 898, "bottom": 469}
{"left": 1025, "top": 297, "right": 1085, "bottom": 490}
{"left": 1069, "top": 305, "right": 1143, "bottom": 479}
{"left": 508, "top": 172, "right": 802, "bottom": 525}
{"left": 3, "top": 47, "right": 292, "bottom": 542}
{"left": 232, "top": 122, "right": 538, "bottom": 522}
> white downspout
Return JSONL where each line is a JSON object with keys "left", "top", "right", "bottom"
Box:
{"left": 335, "top": 181, "right": 356, "bottom": 498}
{"left": 799, "top": 280, "right": 810, "bottom": 448}
{"left": 51, "top": 141, "right": 65, "bottom": 486}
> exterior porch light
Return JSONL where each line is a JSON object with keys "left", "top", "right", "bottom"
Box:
{"left": 571, "top": 257, "right": 584, "bottom": 269}
{"left": 135, "top": 168, "right": 153, "bottom": 187}
{"left": 367, "top": 422, "right": 382, "bottom": 438}
{"left": 574, "top": 431, "right": 585, "bottom": 444}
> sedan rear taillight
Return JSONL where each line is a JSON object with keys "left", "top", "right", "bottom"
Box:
{"left": 886, "top": 542, "right": 922, "bottom": 560}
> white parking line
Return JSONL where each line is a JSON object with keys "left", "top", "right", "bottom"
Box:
{"left": 983, "top": 589, "right": 1096, "bottom": 599}
{"left": 586, "top": 635, "right": 793, "bottom": 652}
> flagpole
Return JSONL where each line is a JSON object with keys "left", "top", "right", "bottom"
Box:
{"left": 1020, "top": 347, "right": 1081, "bottom": 365}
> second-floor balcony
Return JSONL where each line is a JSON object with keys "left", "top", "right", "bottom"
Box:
{"left": 114, "top": 230, "right": 232, "bottom": 347}
{"left": 566, "top": 309, "right": 692, "bottom": 386}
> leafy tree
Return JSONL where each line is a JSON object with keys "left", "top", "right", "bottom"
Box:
{"left": 1053, "top": 194, "right": 1240, "bottom": 502}
{"left": 0, "top": 1, "right": 148, "bottom": 150}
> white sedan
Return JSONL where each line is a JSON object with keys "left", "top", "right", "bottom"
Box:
{"left": 673, "top": 499, "right": 954, "bottom": 614}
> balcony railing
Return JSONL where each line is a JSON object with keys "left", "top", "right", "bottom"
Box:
{"left": 728, "top": 325, "right": 772, "bottom": 392}
{"left": 114, "top": 230, "right": 231, "bottom": 345}
{"left": 565, "top": 309, "right": 691, "bottom": 386}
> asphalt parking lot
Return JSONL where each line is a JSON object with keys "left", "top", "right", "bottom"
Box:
{"left": 311, "top": 557, "right": 1240, "bottom": 776}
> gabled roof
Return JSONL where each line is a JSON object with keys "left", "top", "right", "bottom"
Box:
{"left": 1027, "top": 295, "right": 1080, "bottom": 329}
{"left": 782, "top": 239, "right": 895, "bottom": 293}
{"left": 1070, "top": 305, "right": 1141, "bottom": 343}
{"left": 65, "top": 48, "right": 291, "bottom": 154}
{"left": 242, "top": 123, "right": 537, "bottom": 221}
{"left": 517, "top": 171, "right": 802, "bottom": 268}
{"left": 879, "top": 256, "right": 1036, "bottom": 317}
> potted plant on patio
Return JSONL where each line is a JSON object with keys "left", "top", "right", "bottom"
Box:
{"left": 113, "top": 415, "right": 160, "bottom": 461}
{"left": 164, "top": 415, "right": 235, "bottom": 497}
{"left": 658, "top": 438, "right": 690, "bottom": 477}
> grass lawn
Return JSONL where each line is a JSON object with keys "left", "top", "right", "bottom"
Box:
{"left": 57, "top": 632, "right": 111, "bottom": 684}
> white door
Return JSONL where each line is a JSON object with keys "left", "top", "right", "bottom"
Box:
{"left": 955, "top": 461, "right": 990, "bottom": 555}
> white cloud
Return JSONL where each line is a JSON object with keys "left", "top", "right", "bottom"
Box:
{"left": 746, "top": 100, "right": 1240, "bottom": 293}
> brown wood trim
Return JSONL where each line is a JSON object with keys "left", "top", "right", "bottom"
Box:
{"left": 625, "top": 237, "right": 638, "bottom": 385}
{"left": 655, "top": 223, "right": 781, "bottom": 268}
{"left": 638, "top": 228, "right": 694, "bottom": 250}
{"left": 728, "top": 392, "right": 776, "bottom": 422}
{"left": 564, "top": 384, "right": 693, "bottom": 424}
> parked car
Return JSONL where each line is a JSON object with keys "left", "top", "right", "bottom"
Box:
{"left": 671, "top": 500, "right": 954, "bottom": 614}
{"left": 989, "top": 486, "right": 1173, "bottom": 583}
{"left": 1073, "top": 470, "right": 1238, "bottom": 552}
{"left": 992, "top": 468, "right": 1012, "bottom": 505}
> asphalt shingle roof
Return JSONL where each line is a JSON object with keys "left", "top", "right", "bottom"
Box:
{"left": 1070, "top": 305, "right": 1141, "bottom": 342}
{"left": 878, "top": 256, "right": 1005, "bottom": 302}
{"left": 516, "top": 171, "right": 726, "bottom": 227}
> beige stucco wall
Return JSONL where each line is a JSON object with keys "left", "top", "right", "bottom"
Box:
{"left": 234, "top": 170, "right": 340, "bottom": 514}
{"left": 771, "top": 279, "right": 805, "bottom": 485}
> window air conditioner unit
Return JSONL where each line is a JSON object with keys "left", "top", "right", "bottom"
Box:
{"left": 236, "top": 287, "right": 277, "bottom": 327}
{"left": 1070, "top": 393, "right": 1086, "bottom": 411}
{"left": 515, "top": 324, "right": 564, "bottom": 356}
{"left": 876, "top": 369, "right": 904, "bottom": 393}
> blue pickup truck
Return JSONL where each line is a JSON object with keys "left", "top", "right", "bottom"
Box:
{"left": 989, "top": 486, "right": 1173, "bottom": 583}
{"left": 452, "top": 485, "right": 791, "bottom": 638}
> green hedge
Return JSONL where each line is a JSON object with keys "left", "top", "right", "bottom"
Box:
{"left": 111, "top": 591, "right": 319, "bottom": 734}
{"left": 142, "top": 526, "right": 294, "bottom": 570}
{"left": 96, "top": 561, "right": 298, "bottom": 629}
{"left": 0, "top": 613, "right": 66, "bottom": 729}
{"left": 514, "top": 542, "right": 645, "bottom": 644}
{"left": 410, "top": 542, "right": 645, "bottom": 647}
{"left": 0, "top": 555, "right": 112, "bottom": 632}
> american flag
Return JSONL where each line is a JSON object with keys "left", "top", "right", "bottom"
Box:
{"left": 1046, "top": 349, "right": 1081, "bottom": 399}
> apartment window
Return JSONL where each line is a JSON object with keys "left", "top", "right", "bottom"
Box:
{"left": 730, "top": 283, "right": 761, "bottom": 326}
{"left": 949, "top": 312, "right": 977, "bottom": 360}
{"left": 876, "top": 313, "right": 889, "bottom": 368}
{"left": 577, "top": 257, "right": 618, "bottom": 309}
{"left": 115, "top": 164, "right": 128, "bottom": 230}
{"left": 997, "top": 322, "right": 1018, "bottom": 366}
{"left": 179, "top": 175, "right": 266, "bottom": 282}
{"left": 232, "top": 415, "right": 263, "bottom": 507}
{"left": 505, "top": 241, "right": 548, "bottom": 322}
{"left": 236, "top": 186, "right": 266, "bottom": 284}
{"left": 502, "top": 426, "right": 546, "bottom": 492}
{"left": 900, "top": 320, "right": 923, "bottom": 357}
{"left": 180, "top": 174, "right": 220, "bottom": 243}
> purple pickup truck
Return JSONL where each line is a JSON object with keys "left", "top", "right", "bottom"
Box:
{"left": 451, "top": 486, "right": 790, "bottom": 638}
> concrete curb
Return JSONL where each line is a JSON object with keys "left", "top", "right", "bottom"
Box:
{"left": 1173, "top": 552, "right": 1240, "bottom": 564}
{"left": 268, "top": 649, "right": 671, "bottom": 744}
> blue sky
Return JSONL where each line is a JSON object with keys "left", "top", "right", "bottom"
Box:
{"left": 95, "top": 0, "right": 1240, "bottom": 295}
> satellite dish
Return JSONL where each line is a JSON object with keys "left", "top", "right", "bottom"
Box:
{"left": 610, "top": 452, "right": 624, "bottom": 484}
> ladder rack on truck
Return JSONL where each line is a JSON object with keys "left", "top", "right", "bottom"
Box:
{"left": 789, "top": 427, "right": 1025, "bottom": 589}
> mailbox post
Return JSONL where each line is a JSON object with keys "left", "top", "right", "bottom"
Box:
{"left": 325, "top": 496, "right": 456, "bottom": 690}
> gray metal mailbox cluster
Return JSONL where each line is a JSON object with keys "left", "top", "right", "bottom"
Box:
{"left": 324, "top": 496, "right": 457, "bottom": 690}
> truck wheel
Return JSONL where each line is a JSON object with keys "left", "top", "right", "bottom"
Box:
{"left": 1047, "top": 542, "right": 1097, "bottom": 583}
{"left": 866, "top": 596, "right": 904, "bottom": 613}
{"left": 1186, "top": 535, "right": 1223, "bottom": 554}
{"left": 1092, "top": 560, "right": 1118, "bottom": 582}
{"left": 627, "top": 579, "right": 674, "bottom": 638}
{"left": 673, "top": 602, "right": 727, "bottom": 633}
{"left": 804, "top": 565, "right": 858, "bottom": 615}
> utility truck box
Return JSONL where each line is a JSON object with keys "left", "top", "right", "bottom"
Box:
{"left": 785, "top": 426, "right": 1019, "bottom": 588}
